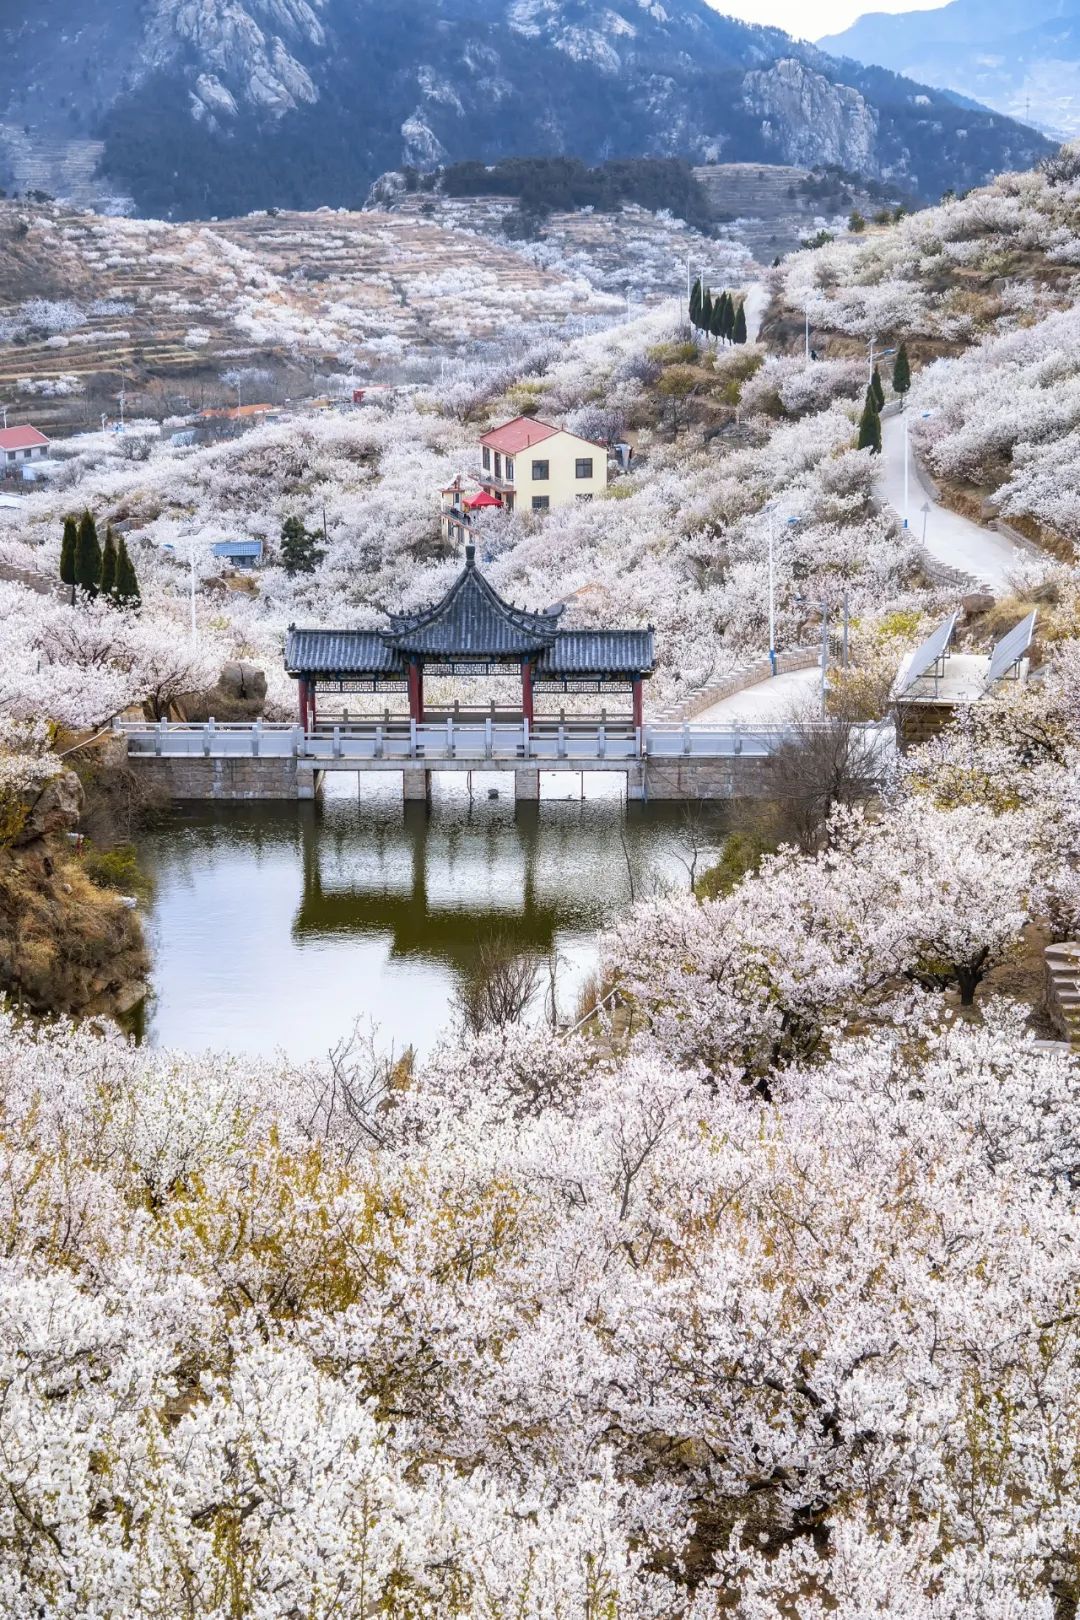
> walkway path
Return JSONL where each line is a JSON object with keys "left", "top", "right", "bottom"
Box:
{"left": 878, "top": 415, "right": 1022, "bottom": 593}
{"left": 690, "top": 665, "right": 822, "bottom": 726}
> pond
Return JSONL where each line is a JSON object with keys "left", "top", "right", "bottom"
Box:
{"left": 135, "top": 772, "right": 729, "bottom": 1060}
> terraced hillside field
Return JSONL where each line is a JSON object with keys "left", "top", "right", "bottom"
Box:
{"left": 0, "top": 203, "right": 624, "bottom": 438}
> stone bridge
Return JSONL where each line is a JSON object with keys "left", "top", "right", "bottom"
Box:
{"left": 117, "top": 717, "right": 843, "bottom": 802}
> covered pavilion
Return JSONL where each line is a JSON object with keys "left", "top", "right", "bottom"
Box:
{"left": 284, "top": 544, "right": 654, "bottom": 727}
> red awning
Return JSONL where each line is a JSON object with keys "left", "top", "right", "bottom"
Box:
{"left": 466, "top": 491, "right": 502, "bottom": 510}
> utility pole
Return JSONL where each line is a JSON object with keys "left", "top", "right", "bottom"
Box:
{"left": 820, "top": 603, "right": 829, "bottom": 703}
{"left": 0, "top": 404, "right": 7, "bottom": 429}
{"left": 842, "top": 591, "right": 850, "bottom": 669}
{"left": 768, "top": 521, "right": 777, "bottom": 676}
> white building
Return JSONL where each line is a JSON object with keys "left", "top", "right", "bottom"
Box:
{"left": 0, "top": 425, "right": 50, "bottom": 467}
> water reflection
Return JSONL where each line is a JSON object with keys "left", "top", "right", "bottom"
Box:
{"left": 137, "top": 772, "right": 728, "bottom": 1060}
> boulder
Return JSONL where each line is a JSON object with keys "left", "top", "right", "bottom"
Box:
{"left": 185, "top": 662, "right": 268, "bottom": 721}
{"left": 14, "top": 770, "right": 84, "bottom": 846}
{"left": 218, "top": 661, "right": 267, "bottom": 704}
{"left": 961, "top": 592, "right": 995, "bottom": 618}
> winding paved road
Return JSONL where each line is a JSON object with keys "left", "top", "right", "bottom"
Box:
{"left": 877, "top": 414, "right": 1022, "bottom": 593}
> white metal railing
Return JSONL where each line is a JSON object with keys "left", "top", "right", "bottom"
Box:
{"left": 115, "top": 716, "right": 892, "bottom": 765}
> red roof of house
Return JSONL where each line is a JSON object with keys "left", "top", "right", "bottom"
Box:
{"left": 0, "top": 426, "right": 49, "bottom": 453}
{"left": 466, "top": 491, "right": 502, "bottom": 510}
{"left": 479, "top": 417, "right": 560, "bottom": 454}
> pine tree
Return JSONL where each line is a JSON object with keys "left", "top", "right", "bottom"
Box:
{"left": 871, "top": 363, "right": 885, "bottom": 412}
{"left": 893, "top": 341, "right": 911, "bottom": 405}
{"left": 857, "top": 390, "right": 882, "bottom": 454}
{"left": 733, "top": 300, "right": 748, "bottom": 345}
{"left": 75, "top": 510, "right": 101, "bottom": 599}
{"left": 60, "top": 516, "right": 77, "bottom": 605}
{"left": 722, "top": 292, "right": 736, "bottom": 344}
{"left": 115, "top": 537, "right": 140, "bottom": 606}
{"left": 280, "top": 516, "right": 325, "bottom": 576}
{"left": 100, "top": 526, "right": 118, "bottom": 599}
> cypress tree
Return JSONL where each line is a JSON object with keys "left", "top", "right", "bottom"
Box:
{"left": 708, "top": 293, "right": 725, "bottom": 345}
{"left": 75, "top": 510, "right": 102, "bottom": 599}
{"left": 857, "top": 390, "right": 882, "bottom": 454}
{"left": 871, "top": 363, "right": 885, "bottom": 412}
{"left": 100, "top": 526, "right": 118, "bottom": 599}
{"left": 893, "top": 341, "right": 911, "bottom": 404}
{"left": 690, "top": 276, "right": 702, "bottom": 329}
{"left": 60, "top": 515, "right": 77, "bottom": 605}
{"left": 700, "top": 288, "right": 714, "bottom": 338}
{"left": 115, "top": 537, "right": 140, "bottom": 606}
{"left": 733, "top": 300, "right": 748, "bottom": 345}
{"left": 722, "top": 291, "right": 736, "bottom": 344}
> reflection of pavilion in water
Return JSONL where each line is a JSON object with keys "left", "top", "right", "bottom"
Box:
{"left": 295, "top": 799, "right": 604, "bottom": 969}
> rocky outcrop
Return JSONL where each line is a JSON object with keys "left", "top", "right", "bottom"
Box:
{"left": 742, "top": 60, "right": 879, "bottom": 174}
{"left": 182, "top": 661, "right": 268, "bottom": 721}
{"left": 13, "top": 770, "right": 84, "bottom": 847}
{"left": 0, "top": 768, "right": 148, "bottom": 1018}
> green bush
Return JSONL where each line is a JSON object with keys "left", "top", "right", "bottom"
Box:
{"left": 83, "top": 844, "right": 153, "bottom": 899}
{"left": 695, "top": 831, "right": 772, "bottom": 900}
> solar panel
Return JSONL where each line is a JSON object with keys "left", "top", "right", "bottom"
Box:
{"left": 894, "top": 612, "right": 958, "bottom": 697}
{"left": 984, "top": 610, "right": 1036, "bottom": 691}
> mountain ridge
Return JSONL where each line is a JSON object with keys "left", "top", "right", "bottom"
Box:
{"left": 0, "top": 0, "right": 1055, "bottom": 218}
{"left": 820, "top": 0, "right": 1080, "bottom": 137}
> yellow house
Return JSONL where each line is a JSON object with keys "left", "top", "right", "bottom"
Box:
{"left": 478, "top": 417, "right": 608, "bottom": 514}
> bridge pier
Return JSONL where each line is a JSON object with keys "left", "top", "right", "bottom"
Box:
{"left": 297, "top": 767, "right": 324, "bottom": 802}
{"left": 402, "top": 767, "right": 431, "bottom": 802}
{"left": 514, "top": 767, "right": 540, "bottom": 802}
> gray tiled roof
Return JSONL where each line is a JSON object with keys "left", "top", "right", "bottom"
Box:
{"left": 284, "top": 629, "right": 403, "bottom": 675}
{"left": 540, "top": 630, "right": 654, "bottom": 675}
{"left": 284, "top": 556, "right": 654, "bottom": 678}
{"left": 388, "top": 555, "right": 560, "bottom": 657}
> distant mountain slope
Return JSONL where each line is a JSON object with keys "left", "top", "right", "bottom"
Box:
{"left": 820, "top": 0, "right": 1080, "bottom": 137}
{"left": 0, "top": 0, "right": 1053, "bottom": 218}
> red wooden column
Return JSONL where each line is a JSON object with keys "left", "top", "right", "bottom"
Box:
{"left": 298, "top": 676, "right": 309, "bottom": 728}
{"left": 521, "top": 660, "right": 534, "bottom": 724}
{"left": 632, "top": 677, "right": 643, "bottom": 729}
{"left": 309, "top": 680, "right": 318, "bottom": 729}
{"left": 407, "top": 661, "right": 424, "bottom": 722}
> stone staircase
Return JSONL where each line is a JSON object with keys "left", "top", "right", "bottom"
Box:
{"left": 1044, "top": 942, "right": 1080, "bottom": 1047}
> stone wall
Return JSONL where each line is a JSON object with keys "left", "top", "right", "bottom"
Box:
{"left": 133, "top": 756, "right": 300, "bottom": 800}
{"left": 632, "top": 756, "right": 776, "bottom": 800}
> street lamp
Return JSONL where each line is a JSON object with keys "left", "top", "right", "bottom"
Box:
{"left": 768, "top": 513, "right": 800, "bottom": 676}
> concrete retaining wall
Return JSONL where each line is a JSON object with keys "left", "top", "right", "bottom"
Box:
{"left": 135, "top": 756, "right": 300, "bottom": 800}
{"left": 631, "top": 757, "right": 776, "bottom": 800}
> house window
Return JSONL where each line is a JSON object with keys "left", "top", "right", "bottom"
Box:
{"left": 532, "top": 459, "right": 549, "bottom": 480}
{"left": 505, "top": 458, "right": 514, "bottom": 481}
{"left": 576, "top": 494, "right": 594, "bottom": 504}
{"left": 482, "top": 447, "right": 491, "bottom": 470}
{"left": 494, "top": 452, "right": 502, "bottom": 479}
{"left": 531, "top": 496, "right": 550, "bottom": 511}
{"left": 575, "top": 457, "right": 594, "bottom": 479}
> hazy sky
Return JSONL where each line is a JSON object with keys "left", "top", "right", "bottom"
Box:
{"left": 710, "top": 0, "right": 949, "bottom": 41}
